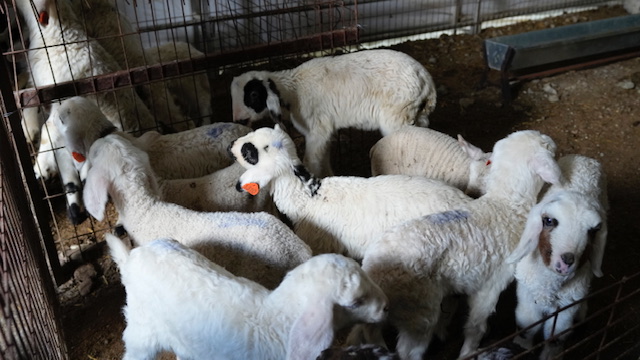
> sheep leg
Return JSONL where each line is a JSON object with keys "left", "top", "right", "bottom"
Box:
{"left": 539, "top": 306, "right": 577, "bottom": 360}
{"left": 303, "top": 134, "right": 333, "bottom": 177}
{"left": 56, "top": 148, "right": 87, "bottom": 225}
{"left": 459, "top": 284, "right": 505, "bottom": 358}
{"left": 513, "top": 290, "right": 542, "bottom": 350}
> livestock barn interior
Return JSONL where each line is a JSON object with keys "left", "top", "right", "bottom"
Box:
{"left": 1, "top": 0, "right": 640, "bottom": 359}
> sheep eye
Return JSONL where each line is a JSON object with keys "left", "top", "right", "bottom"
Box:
{"left": 542, "top": 216, "right": 558, "bottom": 228}
{"left": 588, "top": 223, "right": 602, "bottom": 235}
{"left": 347, "top": 297, "right": 364, "bottom": 309}
{"left": 264, "top": 145, "right": 269, "bottom": 152}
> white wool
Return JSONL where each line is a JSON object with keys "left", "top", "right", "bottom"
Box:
{"left": 370, "top": 125, "right": 491, "bottom": 197}
{"left": 349, "top": 130, "right": 563, "bottom": 360}
{"left": 106, "top": 234, "right": 388, "bottom": 360}
{"left": 84, "top": 134, "right": 312, "bottom": 289}
{"left": 230, "top": 125, "right": 473, "bottom": 261}
{"left": 230, "top": 49, "right": 437, "bottom": 177}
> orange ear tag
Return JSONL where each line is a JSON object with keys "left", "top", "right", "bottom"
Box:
{"left": 38, "top": 11, "right": 49, "bottom": 26}
{"left": 72, "top": 152, "right": 86, "bottom": 163}
{"left": 242, "top": 182, "right": 260, "bottom": 196}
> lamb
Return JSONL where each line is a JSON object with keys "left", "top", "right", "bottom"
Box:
{"left": 230, "top": 48, "right": 437, "bottom": 177}
{"left": 230, "top": 125, "right": 474, "bottom": 261}
{"left": 69, "top": 0, "right": 209, "bottom": 128}
{"left": 33, "top": 115, "right": 86, "bottom": 224}
{"left": 505, "top": 154, "right": 608, "bottom": 359}
{"left": 348, "top": 130, "right": 564, "bottom": 360}
{"left": 15, "top": 0, "right": 158, "bottom": 135}
{"left": 83, "top": 133, "right": 311, "bottom": 289}
{"left": 55, "top": 96, "right": 249, "bottom": 180}
{"left": 105, "top": 233, "right": 388, "bottom": 360}
{"left": 369, "top": 125, "right": 492, "bottom": 197}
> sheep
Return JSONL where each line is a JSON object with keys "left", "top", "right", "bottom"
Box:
{"left": 54, "top": 96, "right": 249, "bottom": 180}
{"left": 348, "top": 130, "right": 564, "bottom": 360}
{"left": 69, "top": 0, "right": 209, "bottom": 129}
{"left": 230, "top": 125, "right": 475, "bottom": 261}
{"left": 230, "top": 48, "right": 437, "bottom": 177}
{"left": 83, "top": 133, "right": 311, "bottom": 289}
{"left": 369, "top": 125, "right": 492, "bottom": 197}
{"left": 33, "top": 113, "right": 86, "bottom": 224}
{"left": 316, "top": 344, "right": 400, "bottom": 360}
{"left": 105, "top": 233, "right": 389, "bottom": 360}
{"left": 15, "top": 0, "right": 158, "bottom": 135}
{"left": 505, "top": 154, "right": 608, "bottom": 359}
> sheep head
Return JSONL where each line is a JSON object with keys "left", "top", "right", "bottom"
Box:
{"left": 507, "top": 190, "right": 603, "bottom": 277}
{"left": 230, "top": 124, "right": 300, "bottom": 195}
{"left": 230, "top": 71, "right": 282, "bottom": 126}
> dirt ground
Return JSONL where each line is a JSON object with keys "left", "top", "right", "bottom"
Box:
{"left": 59, "top": 5, "right": 640, "bottom": 359}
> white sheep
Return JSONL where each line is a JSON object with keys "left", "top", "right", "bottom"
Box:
{"left": 105, "top": 233, "right": 388, "bottom": 360}
{"left": 369, "top": 125, "right": 492, "bottom": 197}
{"left": 15, "top": 0, "right": 158, "bottom": 135}
{"left": 348, "top": 130, "right": 564, "bottom": 360}
{"left": 33, "top": 114, "right": 86, "bottom": 224}
{"left": 83, "top": 133, "right": 311, "bottom": 289}
{"left": 230, "top": 49, "right": 437, "bottom": 177}
{"left": 70, "top": 0, "right": 209, "bottom": 129}
{"left": 230, "top": 125, "right": 474, "bottom": 261}
{"left": 505, "top": 154, "right": 608, "bottom": 359}
{"left": 54, "top": 96, "right": 249, "bottom": 180}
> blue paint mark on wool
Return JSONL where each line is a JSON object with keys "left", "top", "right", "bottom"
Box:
{"left": 149, "top": 238, "right": 184, "bottom": 252}
{"left": 272, "top": 140, "right": 283, "bottom": 149}
{"left": 428, "top": 210, "right": 469, "bottom": 224}
{"left": 207, "top": 123, "right": 231, "bottom": 138}
{"left": 215, "top": 213, "right": 269, "bottom": 229}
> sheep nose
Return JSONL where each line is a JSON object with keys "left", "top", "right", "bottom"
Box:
{"left": 561, "top": 253, "right": 575, "bottom": 266}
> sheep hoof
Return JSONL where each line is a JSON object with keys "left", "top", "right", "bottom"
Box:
{"left": 68, "top": 204, "right": 87, "bottom": 225}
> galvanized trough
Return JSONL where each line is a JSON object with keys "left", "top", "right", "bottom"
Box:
{"left": 483, "top": 14, "right": 640, "bottom": 101}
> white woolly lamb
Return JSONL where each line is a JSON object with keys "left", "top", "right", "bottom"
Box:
{"left": 229, "top": 125, "right": 473, "bottom": 261}
{"left": 369, "top": 125, "right": 492, "bottom": 197}
{"left": 230, "top": 49, "right": 437, "bottom": 177}
{"left": 349, "top": 130, "right": 564, "bottom": 360}
{"left": 105, "top": 234, "right": 389, "bottom": 360}
{"left": 16, "top": 0, "right": 158, "bottom": 135}
{"left": 505, "top": 154, "right": 608, "bottom": 359}
{"left": 54, "top": 96, "right": 249, "bottom": 180}
{"left": 83, "top": 134, "right": 311, "bottom": 289}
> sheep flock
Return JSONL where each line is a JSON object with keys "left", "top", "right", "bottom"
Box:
{"left": 9, "top": 1, "right": 614, "bottom": 359}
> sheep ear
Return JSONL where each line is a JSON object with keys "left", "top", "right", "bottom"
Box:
{"left": 83, "top": 165, "right": 109, "bottom": 221}
{"left": 265, "top": 79, "right": 282, "bottom": 122}
{"left": 507, "top": 201, "right": 545, "bottom": 264}
{"left": 457, "top": 135, "right": 485, "bottom": 161}
{"left": 590, "top": 222, "right": 607, "bottom": 277}
{"left": 531, "top": 152, "right": 563, "bottom": 186}
{"left": 286, "top": 300, "right": 335, "bottom": 360}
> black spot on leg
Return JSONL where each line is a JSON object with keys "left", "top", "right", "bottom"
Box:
{"left": 243, "top": 79, "right": 268, "bottom": 114}
{"left": 294, "top": 164, "right": 321, "bottom": 196}
{"left": 65, "top": 182, "right": 80, "bottom": 194}
{"left": 241, "top": 143, "right": 259, "bottom": 165}
{"left": 68, "top": 203, "right": 87, "bottom": 225}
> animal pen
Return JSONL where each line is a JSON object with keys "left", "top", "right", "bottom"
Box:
{"left": 1, "top": 0, "right": 639, "bottom": 359}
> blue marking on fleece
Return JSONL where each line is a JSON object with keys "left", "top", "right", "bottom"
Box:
{"left": 207, "top": 123, "right": 232, "bottom": 138}
{"left": 215, "top": 213, "right": 270, "bottom": 228}
{"left": 427, "top": 210, "right": 469, "bottom": 224}
{"left": 272, "top": 140, "right": 283, "bottom": 149}
{"left": 149, "top": 238, "right": 184, "bottom": 252}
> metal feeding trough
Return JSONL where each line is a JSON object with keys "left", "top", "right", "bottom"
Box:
{"left": 483, "top": 14, "right": 640, "bottom": 102}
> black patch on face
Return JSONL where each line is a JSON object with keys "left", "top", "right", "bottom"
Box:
{"left": 294, "top": 164, "right": 321, "bottom": 196}
{"left": 241, "top": 142, "right": 259, "bottom": 165}
{"left": 243, "top": 79, "right": 268, "bottom": 114}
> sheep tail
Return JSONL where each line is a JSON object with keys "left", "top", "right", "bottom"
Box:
{"left": 105, "top": 233, "right": 131, "bottom": 269}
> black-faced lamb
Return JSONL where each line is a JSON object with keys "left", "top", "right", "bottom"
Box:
{"left": 105, "top": 233, "right": 389, "bottom": 360}
{"left": 83, "top": 134, "right": 312, "bottom": 289}
{"left": 230, "top": 49, "right": 437, "bottom": 177}
{"left": 505, "top": 154, "right": 608, "bottom": 359}
{"left": 348, "top": 130, "right": 564, "bottom": 360}
{"left": 369, "top": 125, "right": 492, "bottom": 197}
{"left": 229, "top": 125, "right": 473, "bottom": 261}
